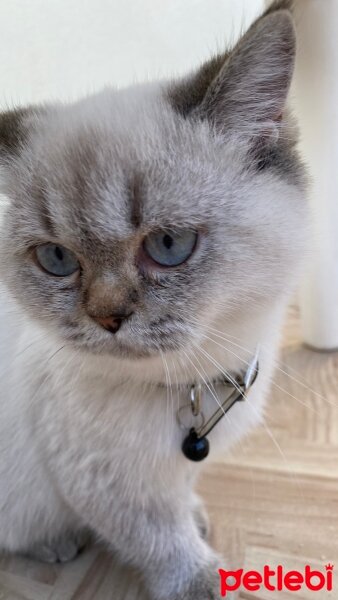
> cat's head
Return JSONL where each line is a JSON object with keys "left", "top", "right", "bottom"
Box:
{"left": 0, "top": 2, "right": 307, "bottom": 360}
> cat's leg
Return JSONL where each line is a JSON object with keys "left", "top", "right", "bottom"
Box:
{"left": 0, "top": 464, "right": 89, "bottom": 563}
{"left": 121, "top": 501, "right": 224, "bottom": 600}
{"left": 0, "top": 398, "right": 90, "bottom": 562}
{"left": 88, "top": 495, "right": 228, "bottom": 600}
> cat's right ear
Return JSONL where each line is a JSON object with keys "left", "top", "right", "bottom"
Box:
{"left": 0, "top": 107, "right": 38, "bottom": 159}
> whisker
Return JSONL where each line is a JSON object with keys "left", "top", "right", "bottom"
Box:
{"left": 174, "top": 305, "right": 331, "bottom": 413}
{"left": 181, "top": 348, "right": 232, "bottom": 427}
{"left": 197, "top": 345, "right": 305, "bottom": 500}
{"left": 199, "top": 320, "right": 338, "bottom": 406}
{"left": 0, "top": 332, "right": 50, "bottom": 382}
{"left": 200, "top": 331, "right": 321, "bottom": 416}
{"left": 192, "top": 345, "right": 251, "bottom": 452}
{"left": 169, "top": 353, "right": 181, "bottom": 416}
{"left": 160, "top": 350, "right": 173, "bottom": 433}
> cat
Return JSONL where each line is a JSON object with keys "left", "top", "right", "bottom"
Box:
{"left": 0, "top": 1, "right": 308, "bottom": 598}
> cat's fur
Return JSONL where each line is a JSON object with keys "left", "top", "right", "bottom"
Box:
{"left": 0, "top": 2, "right": 307, "bottom": 598}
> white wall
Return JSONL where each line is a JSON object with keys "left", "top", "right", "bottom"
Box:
{"left": 0, "top": 0, "right": 263, "bottom": 107}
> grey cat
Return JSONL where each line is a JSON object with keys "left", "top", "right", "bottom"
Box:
{"left": 0, "top": 1, "right": 307, "bottom": 598}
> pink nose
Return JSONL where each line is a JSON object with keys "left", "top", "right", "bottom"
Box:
{"left": 95, "top": 313, "right": 130, "bottom": 334}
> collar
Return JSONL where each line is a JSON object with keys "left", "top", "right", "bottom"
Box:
{"left": 177, "top": 347, "right": 260, "bottom": 461}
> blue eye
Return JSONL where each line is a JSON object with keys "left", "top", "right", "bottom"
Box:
{"left": 144, "top": 230, "right": 197, "bottom": 267}
{"left": 35, "top": 244, "right": 80, "bottom": 277}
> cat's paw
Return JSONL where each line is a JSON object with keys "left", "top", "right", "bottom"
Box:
{"left": 152, "top": 560, "right": 232, "bottom": 600}
{"left": 25, "top": 529, "right": 90, "bottom": 563}
{"left": 178, "top": 567, "right": 227, "bottom": 600}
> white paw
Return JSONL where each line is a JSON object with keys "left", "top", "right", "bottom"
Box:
{"left": 26, "top": 529, "right": 90, "bottom": 563}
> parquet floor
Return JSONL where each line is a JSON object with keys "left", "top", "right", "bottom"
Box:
{"left": 1, "top": 308, "right": 337, "bottom": 599}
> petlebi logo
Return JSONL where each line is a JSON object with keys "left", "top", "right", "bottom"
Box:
{"left": 218, "top": 563, "right": 334, "bottom": 596}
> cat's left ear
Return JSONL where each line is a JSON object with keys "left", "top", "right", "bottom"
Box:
{"left": 202, "top": 10, "right": 296, "bottom": 141}
{"left": 169, "top": 8, "right": 296, "bottom": 146}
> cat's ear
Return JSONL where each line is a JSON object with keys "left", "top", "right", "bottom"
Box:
{"left": 0, "top": 107, "right": 39, "bottom": 159}
{"left": 199, "top": 9, "right": 296, "bottom": 141}
{"left": 168, "top": 6, "right": 295, "bottom": 145}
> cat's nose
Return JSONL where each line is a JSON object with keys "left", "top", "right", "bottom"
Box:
{"left": 95, "top": 312, "right": 132, "bottom": 334}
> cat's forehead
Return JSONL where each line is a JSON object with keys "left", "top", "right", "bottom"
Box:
{"left": 13, "top": 87, "right": 240, "bottom": 244}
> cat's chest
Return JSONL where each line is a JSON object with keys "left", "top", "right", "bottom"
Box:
{"left": 30, "top": 361, "right": 196, "bottom": 502}
{"left": 34, "top": 359, "right": 184, "bottom": 463}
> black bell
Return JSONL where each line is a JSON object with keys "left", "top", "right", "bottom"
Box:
{"left": 182, "top": 428, "right": 209, "bottom": 462}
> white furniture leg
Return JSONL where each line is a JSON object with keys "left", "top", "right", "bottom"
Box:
{"left": 291, "top": 0, "right": 338, "bottom": 350}
{"left": 265, "top": 0, "right": 338, "bottom": 350}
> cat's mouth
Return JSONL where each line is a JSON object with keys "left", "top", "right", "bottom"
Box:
{"left": 67, "top": 323, "right": 190, "bottom": 359}
{"left": 82, "top": 336, "right": 185, "bottom": 360}
{"left": 62, "top": 312, "right": 194, "bottom": 359}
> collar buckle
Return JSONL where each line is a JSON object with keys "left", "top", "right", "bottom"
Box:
{"left": 180, "top": 348, "right": 259, "bottom": 461}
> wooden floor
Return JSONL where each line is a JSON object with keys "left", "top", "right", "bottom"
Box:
{"left": 1, "top": 308, "right": 338, "bottom": 599}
